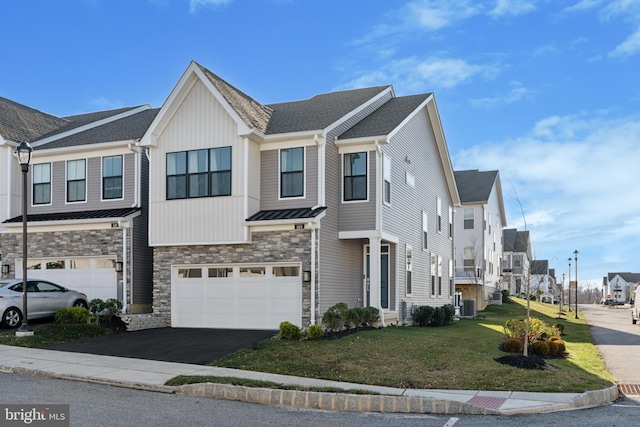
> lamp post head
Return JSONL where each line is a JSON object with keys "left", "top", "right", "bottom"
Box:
{"left": 15, "top": 141, "right": 33, "bottom": 173}
{"left": 574, "top": 249, "right": 579, "bottom": 261}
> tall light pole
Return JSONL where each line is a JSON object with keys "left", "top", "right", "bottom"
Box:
{"left": 574, "top": 250, "right": 579, "bottom": 319}
{"left": 15, "top": 141, "right": 33, "bottom": 337}
{"left": 567, "top": 257, "right": 572, "bottom": 312}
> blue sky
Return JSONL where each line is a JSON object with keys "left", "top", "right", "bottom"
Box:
{"left": 3, "top": 0, "right": 640, "bottom": 290}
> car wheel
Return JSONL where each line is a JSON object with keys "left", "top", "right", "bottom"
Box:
{"left": 72, "top": 300, "right": 88, "bottom": 309}
{"left": 2, "top": 307, "right": 23, "bottom": 328}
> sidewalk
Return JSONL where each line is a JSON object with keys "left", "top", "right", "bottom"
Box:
{"left": 0, "top": 344, "right": 617, "bottom": 415}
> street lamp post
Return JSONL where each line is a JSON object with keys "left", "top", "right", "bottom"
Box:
{"left": 15, "top": 141, "right": 33, "bottom": 337}
{"left": 568, "top": 257, "right": 572, "bottom": 312}
{"left": 574, "top": 250, "right": 579, "bottom": 319}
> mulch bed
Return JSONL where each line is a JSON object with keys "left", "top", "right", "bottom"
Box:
{"left": 323, "top": 326, "right": 378, "bottom": 340}
{"left": 494, "top": 354, "right": 549, "bottom": 370}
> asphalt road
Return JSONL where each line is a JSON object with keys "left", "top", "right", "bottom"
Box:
{"left": 42, "top": 327, "right": 276, "bottom": 365}
{"left": 579, "top": 303, "right": 640, "bottom": 384}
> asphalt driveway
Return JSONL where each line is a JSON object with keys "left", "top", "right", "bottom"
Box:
{"left": 43, "top": 328, "right": 276, "bottom": 365}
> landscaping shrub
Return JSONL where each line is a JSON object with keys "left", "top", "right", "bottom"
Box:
{"left": 346, "top": 307, "right": 366, "bottom": 328}
{"left": 55, "top": 307, "right": 89, "bottom": 324}
{"left": 88, "top": 298, "right": 123, "bottom": 323}
{"left": 413, "top": 306, "right": 434, "bottom": 326}
{"left": 552, "top": 339, "right": 566, "bottom": 353}
{"left": 504, "top": 337, "right": 524, "bottom": 353}
{"left": 554, "top": 323, "right": 565, "bottom": 335}
{"left": 321, "top": 303, "right": 346, "bottom": 332}
{"left": 305, "top": 324, "right": 324, "bottom": 340}
{"left": 442, "top": 304, "right": 455, "bottom": 324}
{"left": 530, "top": 341, "right": 550, "bottom": 356}
{"left": 362, "top": 306, "right": 380, "bottom": 326}
{"left": 501, "top": 289, "right": 511, "bottom": 303}
{"left": 431, "top": 306, "right": 446, "bottom": 326}
{"left": 547, "top": 340, "right": 559, "bottom": 356}
{"left": 278, "top": 321, "right": 301, "bottom": 340}
{"left": 504, "top": 317, "right": 556, "bottom": 344}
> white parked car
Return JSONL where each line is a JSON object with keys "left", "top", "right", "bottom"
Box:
{"left": 0, "top": 279, "right": 89, "bottom": 328}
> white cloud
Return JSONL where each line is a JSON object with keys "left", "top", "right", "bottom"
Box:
{"left": 489, "top": 0, "right": 539, "bottom": 18}
{"left": 454, "top": 112, "right": 640, "bottom": 283}
{"left": 338, "top": 56, "right": 490, "bottom": 92}
{"left": 471, "top": 82, "right": 535, "bottom": 108}
{"left": 406, "top": 0, "right": 480, "bottom": 30}
{"left": 609, "top": 27, "right": 640, "bottom": 56}
{"left": 189, "top": 0, "right": 232, "bottom": 13}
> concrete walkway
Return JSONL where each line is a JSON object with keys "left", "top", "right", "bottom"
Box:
{"left": 0, "top": 344, "right": 618, "bottom": 415}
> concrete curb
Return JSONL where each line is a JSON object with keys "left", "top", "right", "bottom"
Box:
{"left": 175, "top": 383, "right": 500, "bottom": 415}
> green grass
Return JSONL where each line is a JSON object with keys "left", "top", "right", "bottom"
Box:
{"left": 206, "top": 298, "right": 614, "bottom": 392}
{"left": 0, "top": 323, "right": 112, "bottom": 347}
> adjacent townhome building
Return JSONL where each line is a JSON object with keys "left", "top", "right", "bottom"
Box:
{"left": 453, "top": 169, "right": 506, "bottom": 313}
{"left": 530, "top": 260, "right": 557, "bottom": 303}
{"left": 501, "top": 228, "right": 531, "bottom": 297}
{"left": 140, "top": 61, "right": 460, "bottom": 330}
{"left": 0, "top": 97, "right": 157, "bottom": 314}
{"left": 604, "top": 272, "right": 639, "bottom": 304}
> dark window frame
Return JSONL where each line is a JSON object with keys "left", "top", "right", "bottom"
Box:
{"left": 343, "top": 152, "right": 367, "bottom": 201}
{"left": 32, "top": 163, "right": 51, "bottom": 205}
{"left": 102, "top": 155, "right": 123, "bottom": 200}
{"left": 166, "top": 147, "right": 231, "bottom": 200}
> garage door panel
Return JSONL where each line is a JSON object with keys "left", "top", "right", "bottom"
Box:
{"left": 25, "top": 268, "right": 116, "bottom": 301}
{"left": 172, "top": 264, "right": 302, "bottom": 329}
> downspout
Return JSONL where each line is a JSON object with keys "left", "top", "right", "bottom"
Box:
{"left": 6, "top": 147, "right": 12, "bottom": 221}
{"left": 128, "top": 143, "right": 140, "bottom": 207}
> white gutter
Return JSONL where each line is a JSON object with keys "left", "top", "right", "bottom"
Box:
{"left": 129, "top": 143, "right": 140, "bottom": 207}
{"left": 309, "top": 223, "right": 317, "bottom": 325}
{"left": 122, "top": 225, "right": 128, "bottom": 313}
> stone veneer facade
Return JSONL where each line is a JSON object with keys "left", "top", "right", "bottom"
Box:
{"left": 153, "top": 228, "right": 318, "bottom": 328}
{"left": 0, "top": 228, "right": 126, "bottom": 298}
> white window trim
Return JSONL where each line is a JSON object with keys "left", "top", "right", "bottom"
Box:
{"left": 65, "top": 158, "right": 87, "bottom": 205}
{"left": 101, "top": 155, "right": 125, "bottom": 202}
{"left": 278, "top": 146, "right": 306, "bottom": 200}
{"left": 383, "top": 155, "right": 391, "bottom": 206}
{"left": 31, "top": 162, "right": 52, "bottom": 207}
{"left": 422, "top": 210, "right": 428, "bottom": 252}
{"left": 341, "top": 151, "right": 369, "bottom": 203}
{"left": 406, "top": 244, "right": 413, "bottom": 296}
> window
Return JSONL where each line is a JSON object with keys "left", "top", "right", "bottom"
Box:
{"left": 32, "top": 163, "right": 51, "bottom": 205}
{"left": 448, "top": 206, "right": 453, "bottom": 238}
{"left": 177, "top": 268, "right": 202, "bottom": 278}
{"left": 431, "top": 254, "right": 436, "bottom": 295}
{"left": 449, "top": 260, "right": 454, "bottom": 296}
{"left": 208, "top": 267, "right": 233, "bottom": 278}
{"left": 273, "top": 266, "right": 300, "bottom": 277}
{"left": 239, "top": 266, "right": 266, "bottom": 277}
{"left": 67, "top": 159, "right": 86, "bottom": 202}
{"left": 280, "top": 147, "right": 304, "bottom": 198}
{"left": 166, "top": 147, "right": 231, "bottom": 199}
{"left": 437, "top": 197, "right": 442, "bottom": 232}
{"left": 464, "top": 246, "right": 475, "bottom": 269}
{"left": 383, "top": 155, "right": 391, "bottom": 204}
{"left": 343, "top": 152, "right": 367, "bottom": 201}
{"left": 406, "top": 245, "right": 412, "bottom": 295}
{"left": 210, "top": 147, "right": 232, "bottom": 196}
{"left": 103, "top": 156, "right": 123, "bottom": 199}
{"left": 438, "top": 256, "right": 443, "bottom": 296}
{"left": 463, "top": 208, "right": 474, "bottom": 229}
{"left": 422, "top": 211, "right": 428, "bottom": 250}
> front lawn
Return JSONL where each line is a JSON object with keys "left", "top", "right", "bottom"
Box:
{"left": 0, "top": 323, "right": 112, "bottom": 348}
{"left": 209, "top": 298, "right": 614, "bottom": 392}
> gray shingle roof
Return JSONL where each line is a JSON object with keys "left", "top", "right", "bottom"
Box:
{"left": 608, "top": 272, "right": 640, "bottom": 283}
{"left": 531, "top": 260, "right": 549, "bottom": 275}
{"left": 338, "top": 94, "right": 431, "bottom": 140}
{"left": 36, "top": 108, "right": 159, "bottom": 150}
{"left": 503, "top": 228, "right": 529, "bottom": 253}
{"left": 0, "top": 96, "right": 69, "bottom": 142}
{"left": 264, "top": 86, "right": 391, "bottom": 134}
{"left": 454, "top": 169, "right": 499, "bottom": 203}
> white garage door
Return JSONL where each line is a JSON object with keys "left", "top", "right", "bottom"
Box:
{"left": 19, "top": 257, "right": 118, "bottom": 302}
{"left": 171, "top": 264, "right": 302, "bottom": 330}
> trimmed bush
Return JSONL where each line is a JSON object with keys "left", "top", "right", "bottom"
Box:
{"left": 55, "top": 307, "right": 89, "bottom": 324}
{"left": 504, "top": 317, "right": 556, "bottom": 344}
{"left": 306, "top": 324, "right": 324, "bottom": 340}
{"left": 321, "top": 304, "right": 345, "bottom": 332}
{"left": 552, "top": 339, "right": 566, "bottom": 353}
{"left": 554, "top": 323, "right": 565, "bottom": 334}
{"left": 347, "top": 307, "right": 366, "bottom": 328}
{"left": 278, "top": 321, "right": 301, "bottom": 340}
{"left": 413, "top": 306, "right": 434, "bottom": 326}
{"left": 501, "top": 289, "right": 511, "bottom": 303}
{"left": 504, "top": 337, "right": 524, "bottom": 353}
{"left": 547, "top": 340, "right": 559, "bottom": 355}
{"left": 431, "top": 306, "right": 446, "bottom": 327}
{"left": 442, "top": 304, "right": 455, "bottom": 325}
{"left": 362, "top": 306, "right": 380, "bottom": 326}
{"left": 530, "top": 341, "right": 550, "bottom": 356}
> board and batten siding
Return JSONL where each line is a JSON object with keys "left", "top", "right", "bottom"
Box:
{"left": 131, "top": 153, "right": 153, "bottom": 305}
{"left": 338, "top": 152, "right": 377, "bottom": 232}
{"left": 381, "top": 107, "right": 454, "bottom": 307}
{"left": 260, "top": 146, "right": 318, "bottom": 211}
{"left": 27, "top": 152, "right": 136, "bottom": 214}
{"left": 318, "top": 91, "right": 393, "bottom": 315}
{"left": 148, "top": 79, "right": 252, "bottom": 246}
